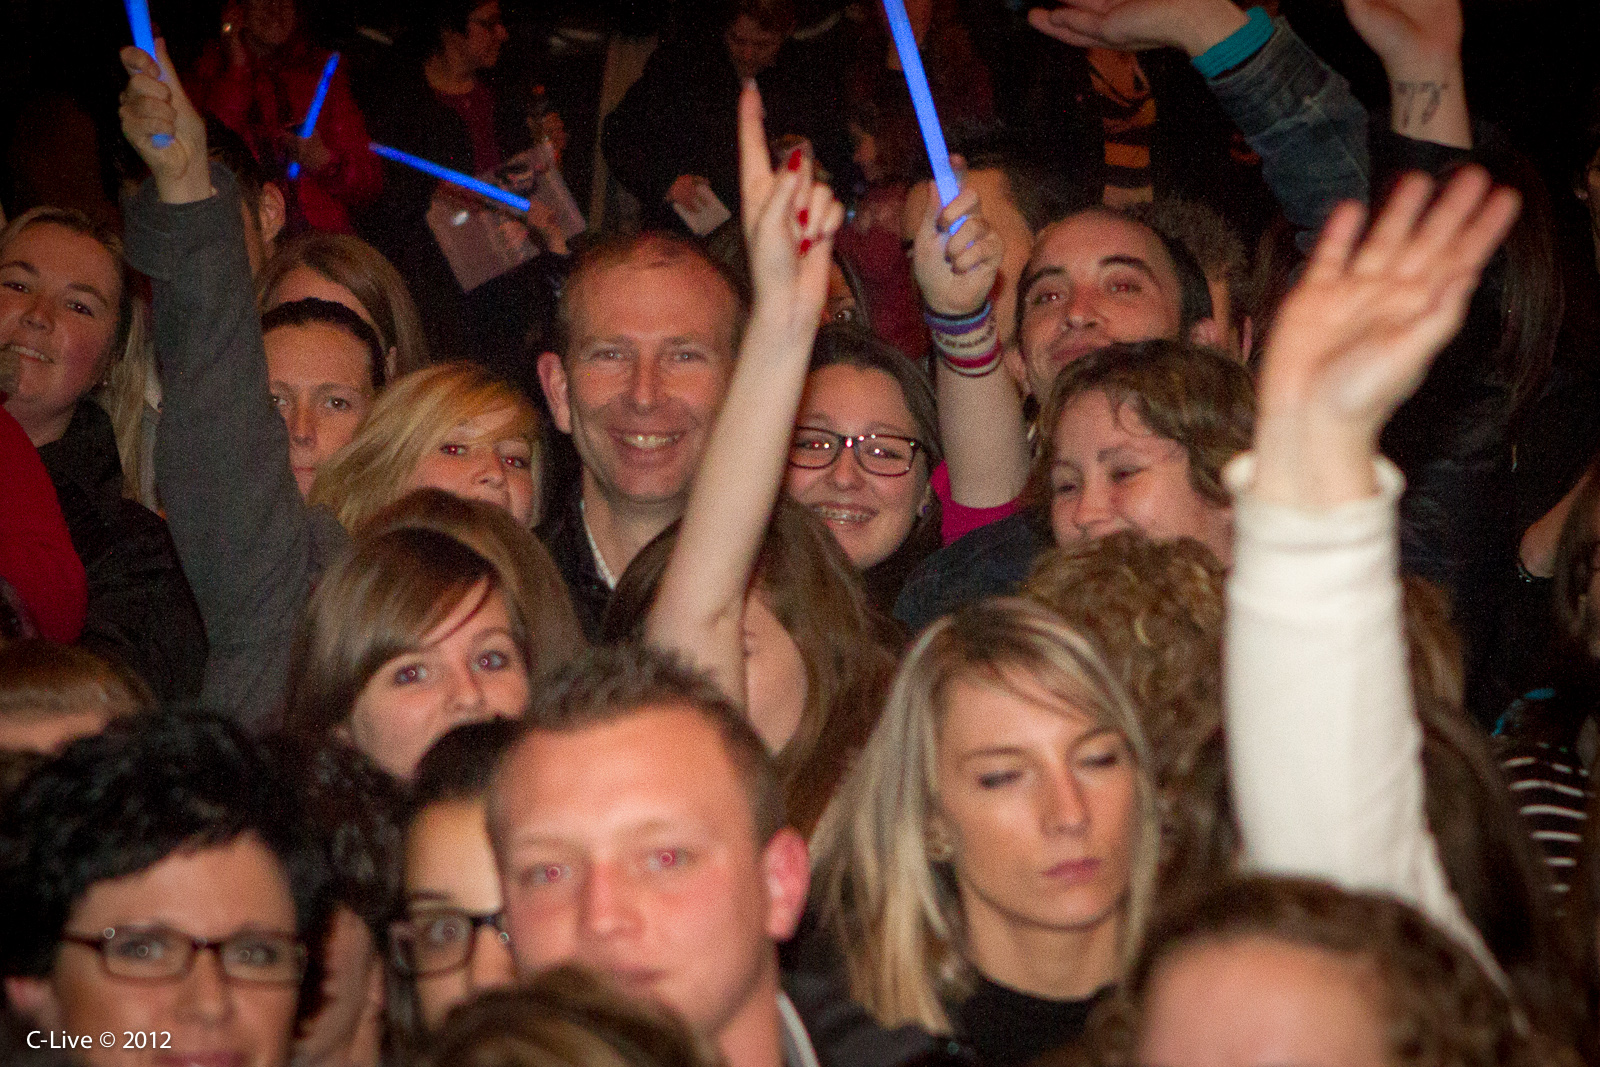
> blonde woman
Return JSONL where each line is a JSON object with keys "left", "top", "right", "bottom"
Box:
{"left": 810, "top": 597, "right": 1160, "bottom": 1067}
{"left": 312, "top": 362, "right": 542, "bottom": 532}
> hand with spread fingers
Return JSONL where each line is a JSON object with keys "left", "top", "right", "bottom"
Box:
{"left": 1253, "top": 168, "right": 1520, "bottom": 507}
{"left": 119, "top": 39, "right": 212, "bottom": 205}
{"left": 910, "top": 176, "right": 1003, "bottom": 317}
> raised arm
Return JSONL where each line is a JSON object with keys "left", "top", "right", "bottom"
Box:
{"left": 1342, "top": 0, "right": 1470, "bottom": 149}
{"left": 1226, "top": 168, "right": 1517, "bottom": 968}
{"left": 1031, "top": 0, "right": 1370, "bottom": 244}
{"left": 644, "top": 85, "right": 844, "bottom": 702}
{"left": 910, "top": 178, "right": 1018, "bottom": 510}
{"left": 119, "top": 41, "right": 338, "bottom": 731}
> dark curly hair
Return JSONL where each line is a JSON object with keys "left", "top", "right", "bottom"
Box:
{"left": 1079, "top": 876, "right": 1584, "bottom": 1067}
{"left": 0, "top": 711, "right": 330, "bottom": 989}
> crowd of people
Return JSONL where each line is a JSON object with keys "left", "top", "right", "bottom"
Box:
{"left": 3, "top": 0, "right": 1600, "bottom": 1065}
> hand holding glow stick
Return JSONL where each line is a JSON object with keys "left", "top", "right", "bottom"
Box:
{"left": 124, "top": 0, "right": 172, "bottom": 147}
{"left": 369, "top": 142, "right": 531, "bottom": 212}
{"left": 288, "top": 52, "right": 340, "bottom": 179}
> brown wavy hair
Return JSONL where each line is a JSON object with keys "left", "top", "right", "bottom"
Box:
{"left": 601, "top": 497, "right": 895, "bottom": 837}
{"left": 286, "top": 490, "right": 585, "bottom": 745}
{"left": 423, "top": 965, "right": 718, "bottom": 1067}
{"left": 1024, "top": 339, "right": 1255, "bottom": 517}
{"left": 1078, "top": 876, "right": 1584, "bottom": 1067}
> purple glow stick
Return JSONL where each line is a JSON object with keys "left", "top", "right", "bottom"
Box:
{"left": 124, "top": 0, "right": 172, "bottom": 147}
{"left": 881, "top": 0, "right": 959, "bottom": 207}
{"left": 288, "top": 51, "right": 340, "bottom": 179}
{"left": 369, "top": 142, "right": 531, "bottom": 212}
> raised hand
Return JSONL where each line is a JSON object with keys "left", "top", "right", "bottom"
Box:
{"left": 1027, "top": 0, "right": 1250, "bottom": 58}
{"left": 737, "top": 82, "right": 843, "bottom": 334}
{"left": 910, "top": 177, "right": 1003, "bottom": 316}
{"left": 1253, "top": 168, "right": 1518, "bottom": 506}
{"left": 1341, "top": 0, "right": 1468, "bottom": 145}
{"left": 119, "top": 39, "right": 212, "bottom": 205}
{"left": 1343, "top": 0, "right": 1462, "bottom": 76}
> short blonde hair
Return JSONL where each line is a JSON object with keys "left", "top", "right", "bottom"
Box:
{"left": 810, "top": 598, "right": 1160, "bottom": 1033}
{"left": 310, "top": 362, "right": 540, "bottom": 531}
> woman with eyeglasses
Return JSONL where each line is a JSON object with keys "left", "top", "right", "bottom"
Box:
{"left": 782, "top": 323, "right": 943, "bottom": 612}
{"left": 604, "top": 85, "right": 912, "bottom": 837}
{"left": 387, "top": 720, "right": 520, "bottom": 1046}
{"left": 0, "top": 711, "right": 327, "bottom": 1067}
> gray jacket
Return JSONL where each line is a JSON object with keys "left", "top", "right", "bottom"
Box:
{"left": 124, "top": 165, "right": 348, "bottom": 732}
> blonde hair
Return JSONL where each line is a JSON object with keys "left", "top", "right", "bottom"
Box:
{"left": 256, "top": 232, "right": 430, "bottom": 376}
{"left": 310, "top": 362, "right": 540, "bottom": 531}
{"left": 0, "top": 207, "right": 151, "bottom": 502}
{"left": 810, "top": 598, "right": 1160, "bottom": 1033}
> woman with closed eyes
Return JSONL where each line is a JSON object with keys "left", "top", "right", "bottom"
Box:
{"left": 809, "top": 597, "right": 1160, "bottom": 1067}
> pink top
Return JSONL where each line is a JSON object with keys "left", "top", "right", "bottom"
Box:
{"left": 932, "top": 461, "right": 1021, "bottom": 545}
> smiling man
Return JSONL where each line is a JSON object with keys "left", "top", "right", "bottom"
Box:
{"left": 487, "top": 646, "right": 812, "bottom": 1067}
{"left": 536, "top": 232, "right": 747, "bottom": 639}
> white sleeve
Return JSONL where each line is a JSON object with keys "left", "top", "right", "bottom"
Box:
{"left": 1223, "top": 454, "right": 1499, "bottom": 977}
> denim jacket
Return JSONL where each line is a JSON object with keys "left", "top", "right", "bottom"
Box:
{"left": 1206, "top": 18, "right": 1370, "bottom": 248}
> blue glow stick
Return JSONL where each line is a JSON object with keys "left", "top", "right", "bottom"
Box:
{"left": 288, "top": 51, "right": 340, "bottom": 179}
{"left": 369, "top": 142, "right": 530, "bottom": 212}
{"left": 123, "top": 0, "right": 172, "bottom": 147}
{"left": 881, "top": 0, "right": 959, "bottom": 208}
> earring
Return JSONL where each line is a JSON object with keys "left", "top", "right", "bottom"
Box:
{"left": 925, "top": 824, "right": 955, "bottom": 862}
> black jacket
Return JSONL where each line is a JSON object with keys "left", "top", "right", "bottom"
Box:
{"left": 601, "top": 29, "right": 852, "bottom": 234}
{"left": 35, "top": 401, "right": 207, "bottom": 701}
{"left": 535, "top": 485, "right": 613, "bottom": 645}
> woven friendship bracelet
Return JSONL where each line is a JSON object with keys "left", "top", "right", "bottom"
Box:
{"left": 937, "top": 338, "right": 1003, "bottom": 377}
{"left": 930, "top": 314, "right": 998, "bottom": 355}
{"left": 924, "top": 302, "right": 993, "bottom": 336}
{"left": 1192, "top": 7, "right": 1273, "bottom": 80}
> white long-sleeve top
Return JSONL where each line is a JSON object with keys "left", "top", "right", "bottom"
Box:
{"left": 1223, "top": 454, "right": 1500, "bottom": 979}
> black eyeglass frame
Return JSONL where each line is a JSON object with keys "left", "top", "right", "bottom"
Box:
{"left": 59, "top": 926, "right": 307, "bottom": 985}
{"left": 787, "top": 427, "right": 927, "bottom": 478}
{"left": 389, "top": 908, "right": 510, "bottom": 977}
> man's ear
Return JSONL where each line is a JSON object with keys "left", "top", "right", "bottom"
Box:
{"left": 257, "top": 181, "right": 287, "bottom": 253}
{"left": 1000, "top": 342, "right": 1029, "bottom": 394}
{"left": 5, "top": 976, "right": 61, "bottom": 1027}
{"left": 536, "top": 351, "right": 573, "bottom": 435}
{"left": 761, "top": 828, "right": 810, "bottom": 942}
{"left": 1187, "top": 316, "right": 1223, "bottom": 350}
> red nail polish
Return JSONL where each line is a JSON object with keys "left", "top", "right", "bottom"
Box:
{"left": 796, "top": 208, "right": 809, "bottom": 226}
{"left": 798, "top": 238, "right": 813, "bottom": 255}
{"left": 786, "top": 147, "right": 803, "bottom": 172}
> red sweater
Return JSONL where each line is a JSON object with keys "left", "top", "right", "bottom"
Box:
{"left": 0, "top": 407, "right": 87, "bottom": 642}
{"left": 189, "top": 37, "right": 382, "bottom": 234}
